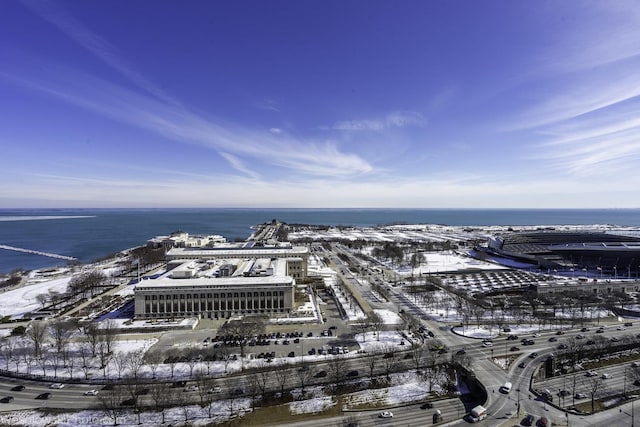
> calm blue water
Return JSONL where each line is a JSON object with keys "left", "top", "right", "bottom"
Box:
{"left": 1, "top": 208, "right": 639, "bottom": 273}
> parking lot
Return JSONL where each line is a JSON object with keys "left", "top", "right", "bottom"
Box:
{"left": 150, "top": 285, "right": 359, "bottom": 360}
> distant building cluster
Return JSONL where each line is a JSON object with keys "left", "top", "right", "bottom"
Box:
{"left": 134, "top": 240, "right": 309, "bottom": 320}
{"left": 146, "top": 230, "right": 226, "bottom": 250}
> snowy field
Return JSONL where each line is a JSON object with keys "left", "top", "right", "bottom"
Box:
{"left": 0, "top": 276, "right": 72, "bottom": 319}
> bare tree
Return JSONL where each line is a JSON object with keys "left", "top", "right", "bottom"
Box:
{"left": 369, "top": 312, "right": 384, "bottom": 341}
{"left": 25, "top": 320, "right": 47, "bottom": 358}
{"left": 101, "top": 319, "right": 118, "bottom": 355}
{"left": 295, "top": 364, "right": 313, "bottom": 397}
{"left": 112, "top": 352, "right": 128, "bottom": 380}
{"left": 0, "top": 337, "right": 16, "bottom": 370}
{"left": 97, "top": 387, "right": 127, "bottom": 426}
{"left": 148, "top": 382, "right": 173, "bottom": 424}
{"left": 367, "top": 355, "right": 378, "bottom": 383}
{"left": 328, "top": 354, "right": 348, "bottom": 391}
{"left": 125, "top": 351, "right": 145, "bottom": 380}
{"left": 78, "top": 343, "right": 93, "bottom": 379}
{"left": 144, "top": 349, "right": 163, "bottom": 379}
{"left": 273, "top": 360, "right": 290, "bottom": 399}
{"left": 218, "top": 316, "right": 267, "bottom": 369}
{"left": 48, "top": 319, "right": 75, "bottom": 355}
{"left": 409, "top": 343, "right": 427, "bottom": 371}
{"left": 583, "top": 375, "right": 605, "bottom": 413}
{"left": 122, "top": 376, "right": 145, "bottom": 425}
{"left": 35, "top": 293, "right": 49, "bottom": 309}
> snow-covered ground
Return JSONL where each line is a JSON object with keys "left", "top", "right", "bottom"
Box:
{"left": 372, "top": 309, "right": 403, "bottom": 325}
{"left": 0, "top": 276, "right": 72, "bottom": 318}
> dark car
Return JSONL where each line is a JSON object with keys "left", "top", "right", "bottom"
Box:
{"left": 522, "top": 414, "right": 535, "bottom": 426}
{"left": 548, "top": 337, "right": 557, "bottom": 342}
{"left": 288, "top": 351, "right": 295, "bottom": 357}
{"left": 121, "top": 398, "right": 137, "bottom": 406}
{"left": 581, "top": 327, "right": 589, "bottom": 332}
{"left": 518, "top": 362, "right": 527, "bottom": 368}
{"left": 10, "top": 385, "right": 25, "bottom": 392}
{"left": 456, "top": 349, "right": 466, "bottom": 355}
{"left": 420, "top": 402, "right": 433, "bottom": 409}
{"left": 347, "top": 370, "right": 359, "bottom": 377}
{"left": 0, "top": 396, "right": 14, "bottom": 403}
{"left": 507, "top": 335, "right": 518, "bottom": 340}
{"left": 510, "top": 346, "right": 520, "bottom": 352}
{"left": 36, "top": 392, "right": 51, "bottom": 400}
{"left": 529, "top": 352, "right": 538, "bottom": 358}
{"left": 314, "top": 370, "right": 327, "bottom": 378}
{"left": 558, "top": 343, "right": 568, "bottom": 349}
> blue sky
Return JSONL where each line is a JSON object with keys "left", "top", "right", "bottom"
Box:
{"left": 1, "top": 1, "right": 640, "bottom": 208}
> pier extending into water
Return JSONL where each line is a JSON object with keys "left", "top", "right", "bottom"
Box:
{"left": 0, "top": 244, "right": 77, "bottom": 261}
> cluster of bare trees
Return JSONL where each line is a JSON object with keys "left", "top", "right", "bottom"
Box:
{"left": 97, "top": 373, "right": 235, "bottom": 426}
{"left": 0, "top": 319, "right": 119, "bottom": 380}
{"left": 34, "top": 270, "right": 109, "bottom": 315}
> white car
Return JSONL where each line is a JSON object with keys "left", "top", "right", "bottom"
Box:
{"left": 379, "top": 411, "right": 394, "bottom": 418}
{"left": 482, "top": 341, "right": 493, "bottom": 347}
{"left": 49, "top": 383, "right": 65, "bottom": 389}
{"left": 83, "top": 389, "right": 99, "bottom": 396}
{"left": 184, "top": 385, "right": 198, "bottom": 392}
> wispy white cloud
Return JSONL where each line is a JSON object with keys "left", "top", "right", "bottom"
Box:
{"left": 3, "top": 168, "right": 637, "bottom": 209}
{"left": 21, "top": 0, "right": 182, "bottom": 108}
{"left": 329, "top": 111, "right": 425, "bottom": 131}
{"left": 3, "top": 63, "right": 372, "bottom": 178}
{"left": 218, "top": 152, "right": 261, "bottom": 180}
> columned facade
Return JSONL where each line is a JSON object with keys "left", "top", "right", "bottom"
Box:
{"left": 134, "top": 276, "right": 295, "bottom": 319}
